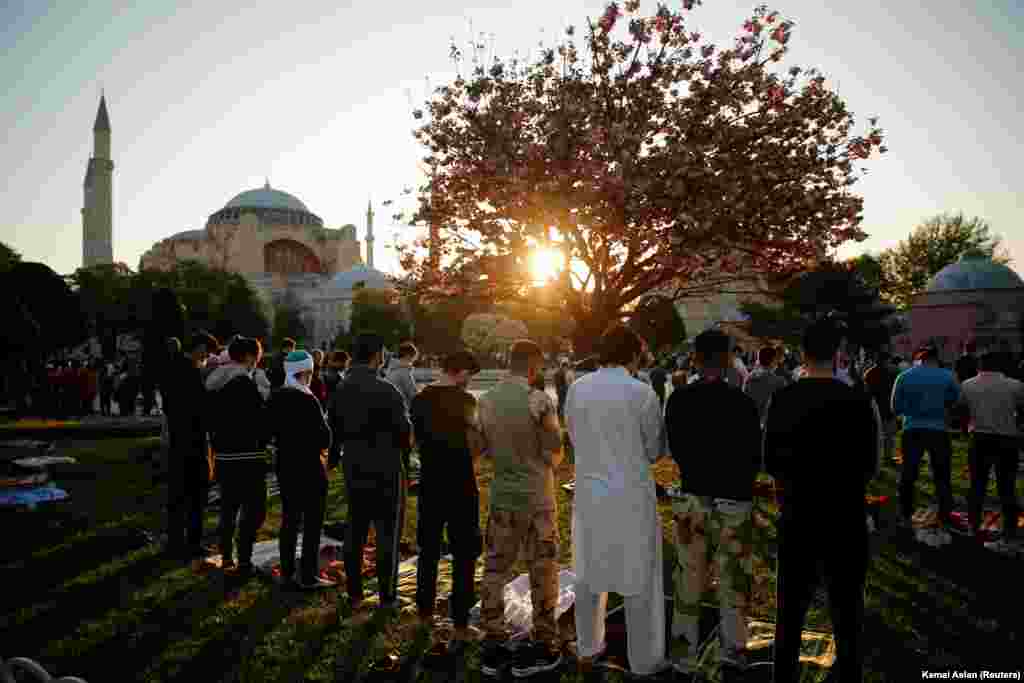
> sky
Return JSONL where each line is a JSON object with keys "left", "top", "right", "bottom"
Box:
{"left": 2, "top": 0, "right": 1021, "bottom": 279}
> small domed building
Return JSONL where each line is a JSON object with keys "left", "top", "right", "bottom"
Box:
{"left": 899, "top": 250, "right": 1024, "bottom": 361}
{"left": 140, "top": 182, "right": 394, "bottom": 347}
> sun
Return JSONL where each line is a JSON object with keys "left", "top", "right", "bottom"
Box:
{"left": 530, "top": 247, "right": 562, "bottom": 282}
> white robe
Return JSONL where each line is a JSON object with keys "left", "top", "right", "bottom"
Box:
{"left": 565, "top": 366, "right": 665, "bottom": 596}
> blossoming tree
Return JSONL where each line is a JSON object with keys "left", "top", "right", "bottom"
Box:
{"left": 396, "top": 1, "right": 886, "bottom": 354}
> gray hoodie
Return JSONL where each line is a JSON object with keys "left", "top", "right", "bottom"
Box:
{"left": 744, "top": 366, "right": 789, "bottom": 422}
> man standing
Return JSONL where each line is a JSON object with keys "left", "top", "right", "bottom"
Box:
{"left": 666, "top": 330, "right": 761, "bottom": 675}
{"left": 267, "top": 337, "right": 296, "bottom": 390}
{"left": 649, "top": 360, "right": 669, "bottom": 408}
{"left": 328, "top": 333, "right": 412, "bottom": 618}
{"left": 410, "top": 350, "right": 484, "bottom": 649}
{"left": 554, "top": 361, "right": 571, "bottom": 421}
{"left": 863, "top": 352, "right": 900, "bottom": 463}
{"left": 164, "top": 332, "right": 217, "bottom": 561}
{"left": 743, "top": 346, "right": 789, "bottom": 424}
{"left": 478, "top": 340, "right": 564, "bottom": 678}
{"left": 763, "top": 317, "right": 881, "bottom": 682}
{"left": 386, "top": 342, "right": 420, "bottom": 410}
{"left": 268, "top": 350, "right": 336, "bottom": 589}
{"left": 387, "top": 342, "right": 420, "bottom": 473}
{"left": 204, "top": 336, "right": 270, "bottom": 574}
{"left": 955, "top": 341, "right": 979, "bottom": 384}
{"left": 566, "top": 326, "right": 668, "bottom": 679}
{"left": 957, "top": 351, "right": 1024, "bottom": 554}
{"left": 891, "top": 345, "right": 960, "bottom": 529}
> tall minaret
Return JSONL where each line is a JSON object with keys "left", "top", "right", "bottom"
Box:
{"left": 365, "top": 199, "right": 375, "bottom": 269}
{"left": 82, "top": 95, "right": 114, "bottom": 267}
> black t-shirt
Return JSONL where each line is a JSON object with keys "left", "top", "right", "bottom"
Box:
{"left": 763, "top": 378, "right": 879, "bottom": 530}
{"left": 410, "top": 384, "right": 478, "bottom": 496}
{"left": 955, "top": 354, "right": 978, "bottom": 383}
{"left": 665, "top": 378, "right": 761, "bottom": 501}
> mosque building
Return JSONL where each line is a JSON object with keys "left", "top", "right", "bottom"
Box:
{"left": 80, "top": 96, "right": 393, "bottom": 348}
{"left": 894, "top": 250, "right": 1024, "bottom": 360}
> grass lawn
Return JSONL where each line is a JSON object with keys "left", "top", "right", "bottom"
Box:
{"left": 1, "top": 431, "right": 1022, "bottom": 682}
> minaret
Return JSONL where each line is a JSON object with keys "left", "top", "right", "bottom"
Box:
{"left": 82, "top": 95, "right": 114, "bottom": 267}
{"left": 365, "top": 199, "right": 375, "bottom": 269}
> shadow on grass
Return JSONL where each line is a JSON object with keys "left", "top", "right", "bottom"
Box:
{"left": 0, "top": 525, "right": 155, "bottom": 611}
{"left": 0, "top": 550, "right": 183, "bottom": 648}
{"left": 169, "top": 579, "right": 314, "bottom": 683}
{"left": 41, "top": 570, "right": 233, "bottom": 683}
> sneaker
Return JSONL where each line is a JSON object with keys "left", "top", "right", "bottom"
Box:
{"left": 984, "top": 539, "right": 1024, "bottom": 556}
{"left": 480, "top": 640, "right": 508, "bottom": 678}
{"left": 510, "top": 642, "right": 563, "bottom": 678}
{"left": 297, "top": 576, "right": 337, "bottom": 590}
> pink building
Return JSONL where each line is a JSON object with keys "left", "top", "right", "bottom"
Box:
{"left": 894, "top": 251, "right": 1024, "bottom": 363}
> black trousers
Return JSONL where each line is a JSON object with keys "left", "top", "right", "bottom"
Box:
{"left": 344, "top": 470, "right": 406, "bottom": 606}
{"left": 774, "top": 523, "right": 868, "bottom": 683}
{"left": 166, "top": 422, "right": 209, "bottom": 553}
{"left": 968, "top": 433, "right": 1020, "bottom": 539}
{"left": 415, "top": 488, "right": 482, "bottom": 627}
{"left": 899, "top": 429, "right": 954, "bottom": 522}
{"left": 279, "top": 470, "right": 328, "bottom": 582}
{"left": 217, "top": 461, "right": 268, "bottom": 566}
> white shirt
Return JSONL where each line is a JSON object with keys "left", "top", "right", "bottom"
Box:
{"left": 565, "top": 366, "right": 665, "bottom": 596}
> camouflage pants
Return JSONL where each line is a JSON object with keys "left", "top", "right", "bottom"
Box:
{"left": 670, "top": 494, "right": 753, "bottom": 668}
{"left": 480, "top": 507, "right": 560, "bottom": 647}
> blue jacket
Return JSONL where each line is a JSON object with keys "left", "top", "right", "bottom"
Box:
{"left": 891, "top": 365, "right": 960, "bottom": 432}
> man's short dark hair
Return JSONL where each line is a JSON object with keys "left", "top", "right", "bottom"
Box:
{"left": 443, "top": 350, "right": 480, "bottom": 375}
{"left": 352, "top": 333, "right": 384, "bottom": 364}
{"left": 694, "top": 330, "right": 731, "bottom": 368}
{"left": 802, "top": 318, "right": 844, "bottom": 363}
{"left": 758, "top": 346, "right": 777, "bottom": 367}
{"left": 229, "top": 336, "right": 262, "bottom": 362}
{"left": 397, "top": 342, "right": 418, "bottom": 359}
{"left": 509, "top": 339, "right": 544, "bottom": 374}
{"left": 978, "top": 351, "right": 1001, "bottom": 372}
{"left": 281, "top": 337, "right": 297, "bottom": 352}
{"left": 189, "top": 331, "right": 218, "bottom": 353}
{"left": 599, "top": 325, "right": 643, "bottom": 367}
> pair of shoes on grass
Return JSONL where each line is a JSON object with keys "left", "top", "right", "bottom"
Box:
{"left": 983, "top": 538, "right": 1024, "bottom": 555}
{"left": 481, "top": 639, "right": 562, "bottom": 679}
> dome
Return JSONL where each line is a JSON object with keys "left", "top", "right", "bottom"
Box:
{"left": 224, "top": 181, "right": 309, "bottom": 212}
{"left": 326, "top": 264, "right": 394, "bottom": 292}
{"left": 168, "top": 229, "right": 204, "bottom": 241}
{"left": 926, "top": 250, "right": 1023, "bottom": 292}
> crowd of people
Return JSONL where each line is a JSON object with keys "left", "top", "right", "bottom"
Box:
{"left": 155, "top": 321, "right": 1023, "bottom": 681}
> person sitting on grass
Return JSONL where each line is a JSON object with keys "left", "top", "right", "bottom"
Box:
{"left": 268, "top": 350, "right": 336, "bottom": 589}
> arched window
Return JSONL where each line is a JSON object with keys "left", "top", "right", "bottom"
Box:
{"left": 264, "top": 239, "right": 322, "bottom": 275}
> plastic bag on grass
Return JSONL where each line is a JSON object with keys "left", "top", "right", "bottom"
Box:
{"left": 467, "top": 569, "right": 577, "bottom": 640}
